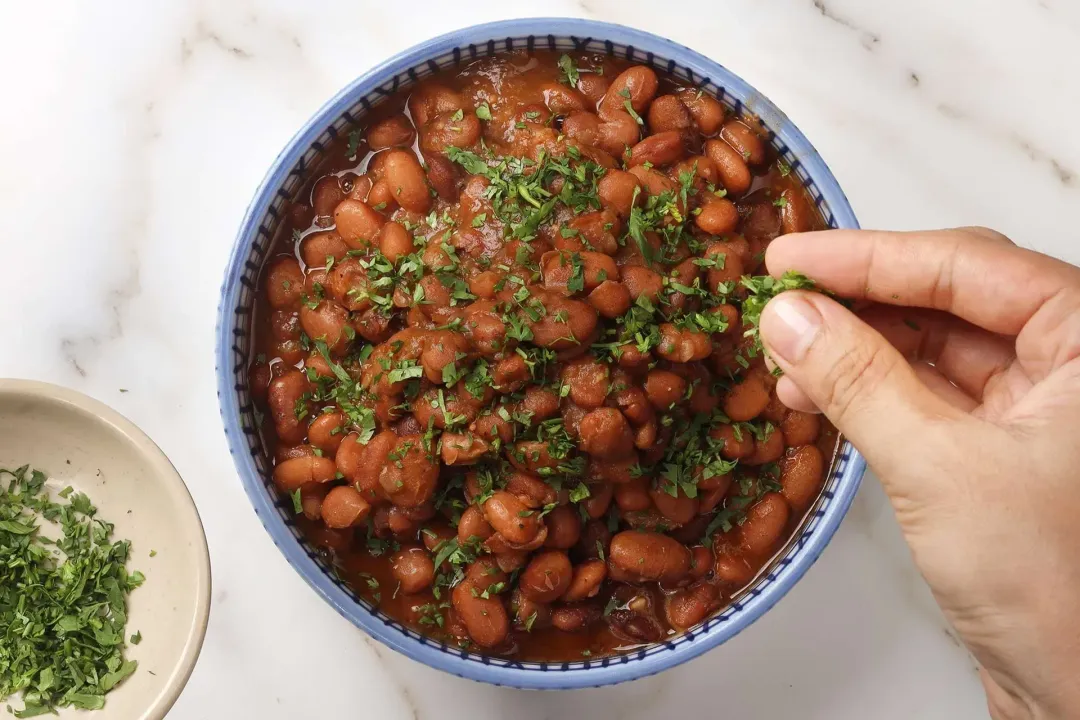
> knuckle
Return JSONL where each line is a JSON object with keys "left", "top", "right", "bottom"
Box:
{"left": 819, "top": 340, "right": 900, "bottom": 420}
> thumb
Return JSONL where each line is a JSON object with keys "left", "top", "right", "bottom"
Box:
{"left": 759, "top": 291, "right": 962, "bottom": 480}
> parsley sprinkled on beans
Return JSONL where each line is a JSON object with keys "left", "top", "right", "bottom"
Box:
{"left": 252, "top": 50, "right": 836, "bottom": 661}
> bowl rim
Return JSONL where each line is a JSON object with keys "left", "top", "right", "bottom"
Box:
{"left": 0, "top": 378, "right": 212, "bottom": 717}
{"left": 216, "top": 16, "right": 864, "bottom": 689}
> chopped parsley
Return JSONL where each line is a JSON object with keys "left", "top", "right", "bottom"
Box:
{"left": 558, "top": 54, "right": 580, "bottom": 88}
{"left": 0, "top": 466, "right": 144, "bottom": 717}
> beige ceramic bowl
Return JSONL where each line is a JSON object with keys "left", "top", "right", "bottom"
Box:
{"left": 0, "top": 379, "right": 211, "bottom": 719}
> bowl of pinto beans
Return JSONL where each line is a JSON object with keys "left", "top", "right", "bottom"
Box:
{"left": 217, "top": 17, "right": 863, "bottom": 689}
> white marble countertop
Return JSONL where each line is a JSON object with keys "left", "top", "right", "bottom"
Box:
{"left": 3, "top": 0, "right": 1077, "bottom": 717}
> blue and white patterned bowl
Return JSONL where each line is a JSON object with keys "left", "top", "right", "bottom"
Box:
{"left": 216, "top": 18, "right": 864, "bottom": 689}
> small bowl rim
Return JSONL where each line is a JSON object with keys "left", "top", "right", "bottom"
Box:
{"left": 216, "top": 17, "right": 865, "bottom": 689}
{"left": 0, "top": 378, "right": 212, "bottom": 717}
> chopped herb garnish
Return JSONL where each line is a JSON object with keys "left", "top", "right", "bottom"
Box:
{"left": 0, "top": 466, "right": 143, "bottom": 716}
{"left": 558, "top": 54, "right": 580, "bottom": 88}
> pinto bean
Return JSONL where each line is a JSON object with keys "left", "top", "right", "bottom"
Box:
{"left": 743, "top": 201, "right": 782, "bottom": 249}
{"left": 608, "top": 531, "right": 691, "bottom": 583}
{"left": 588, "top": 280, "right": 631, "bottom": 318}
{"left": 299, "top": 301, "right": 350, "bottom": 353}
{"left": 457, "top": 505, "right": 494, "bottom": 547}
{"left": 595, "top": 111, "right": 641, "bottom": 156}
{"left": 666, "top": 582, "right": 720, "bottom": 630}
{"left": 378, "top": 437, "right": 439, "bottom": 507}
{"left": 647, "top": 95, "right": 694, "bottom": 135}
{"left": 689, "top": 545, "right": 714, "bottom": 580}
{"left": 744, "top": 428, "right": 786, "bottom": 466}
{"left": 614, "top": 476, "right": 652, "bottom": 513}
{"left": 597, "top": 168, "right": 641, "bottom": 218}
{"left": 620, "top": 265, "right": 663, "bottom": 302}
{"left": 408, "top": 83, "right": 463, "bottom": 126}
{"left": 627, "top": 131, "right": 685, "bottom": 167}
{"left": 420, "top": 330, "right": 470, "bottom": 383}
{"left": 561, "top": 559, "right": 607, "bottom": 602}
{"left": 583, "top": 482, "right": 614, "bottom": 519}
{"left": 463, "top": 300, "right": 508, "bottom": 356}
{"left": 504, "top": 471, "right": 558, "bottom": 509}
{"left": 452, "top": 579, "right": 509, "bottom": 648}
{"left": 377, "top": 221, "right": 415, "bottom": 262}
{"left": 483, "top": 490, "right": 542, "bottom": 546}
{"left": 780, "top": 445, "right": 825, "bottom": 511}
{"left": 543, "top": 505, "right": 582, "bottom": 550}
{"left": 704, "top": 139, "right": 752, "bottom": 196}
{"left": 740, "top": 492, "right": 791, "bottom": 555}
{"left": 657, "top": 324, "right": 712, "bottom": 363}
{"left": 561, "top": 357, "right": 610, "bottom": 409}
{"left": 382, "top": 149, "right": 431, "bottom": 214}
{"left": 720, "top": 120, "right": 766, "bottom": 165}
{"left": 627, "top": 164, "right": 675, "bottom": 197}
{"left": 422, "top": 150, "right": 460, "bottom": 201}
{"left": 612, "top": 387, "right": 654, "bottom": 428}
{"left": 644, "top": 370, "right": 688, "bottom": 409}
{"left": 541, "top": 81, "right": 588, "bottom": 113}
{"left": 576, "top": 72, "right": 609, "bottom": 103}
{"left": 307, "top": 412, "right": 345, "bottom": 457}
{"left": 387, "top": 547, "right": 434, "bottom": 594}
{"left": 550, "top": 603, "right": 601, "bottom": 632}
{"left": 710, "top": 423, "right": 755, "bottom": 460}
{"left": 422, "top": 111, "right": 482, "bottom": 153}
{"left": 333, "top": 199, "right": 385, "bottom": 249}
{"left": 781, "top": 410, "right": 821, "bottom": 447}
{"left": 519, "top": 550, "right": 573, "bottom": 603}
{"left": 563, "top": 111, "right": 601, "bottom": 146}
{"left": 272, "top": 455, "right": 337, "bottom": 492}
{"left": 676, "top": 89, "right": 725, "bottom": 135}
{"left": 649, "top": 485, "right": 699, "bottom": 525}
{"left": 313, "top": 175, "right": 348, "bottom": 219}
{"left": 704, "top": 241, "right": 746, "bottom": 291}
{"left": 579, "top": 408, "right": 635, "bottom": 460}
{"left": 600, "top": 65, "right": 659, "bottom": 117}
{"left": 695, "top": 197, "right": 740, "bottom": 235}
{"left": 723, "top": 371, "right": 770, "bottom": 421}
{"left": 301, "top": 231, "right": 349, "bottom": 268}
{"left": 266, "top": 257, "right": 305, "bottom": 309}
{"left": 368, "top": 114, "right": 416, "bottom": 150}
{"left": 521, "top": 386, "right": 561, "bottom": 421}
{"left": 468, "top": 269, "right": 505, "bottom": 300}
{"left": 541, "top": 250, "right": 618, "bottom": 294}
{"left": 713, "top": 544, "right": 756, "bottom": 586}
{"left": 527, "top": 289, "right": 598, "bottom": 350}
{"left": 319, "top": 485, "right": 370, "bottom": 528}
{"left": 440, "top": 433, "right": 490, "bottom": 465}
{"left": 268, "top": 370, "right": 311, "bottom": 445}
{"left": 507, "top": 440, "right": 559, "bottom": 476}
{"left": 512, "top": 590, "right": 552, "bottom": 631}
{"left": 566, "top": 209, "right": 621, "bottom": 255}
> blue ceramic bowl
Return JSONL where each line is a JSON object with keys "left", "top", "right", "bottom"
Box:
{"left": 217, "top": 17, "right": 864, "bottom": 689}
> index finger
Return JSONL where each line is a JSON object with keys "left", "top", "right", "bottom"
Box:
{"left": 764, "top": 228, "right": 1080, "bottom": 336}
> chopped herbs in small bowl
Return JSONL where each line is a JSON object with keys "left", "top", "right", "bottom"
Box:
{"left": 0, "top": 380, "right": 210, "bottom": 718}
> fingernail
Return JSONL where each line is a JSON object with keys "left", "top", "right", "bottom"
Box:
{"left": 761, "top": 294, "right": 823, "bottom": 364}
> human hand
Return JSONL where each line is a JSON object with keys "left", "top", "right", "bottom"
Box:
{"left": 758, "top": 228, "right": 1080, "bottom": 720}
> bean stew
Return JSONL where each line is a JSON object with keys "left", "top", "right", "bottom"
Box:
{"left": 249, "top": 50, "right": 838, "bottom": 660}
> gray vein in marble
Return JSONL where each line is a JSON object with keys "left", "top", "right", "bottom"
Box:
{"left": 60, "top": 255, "right": 141, "bottom": 377}
{"left": 811, "top": 0, "right": 881, "bottom": 50}
{"left": 359, "top": 634, "right": 420, "bottom": 720}
{"left": 181, "top": 21, "right": 253, "bottom": 62}
{"left": 932, "top": 102, "right": 1076, "bottom": 187}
